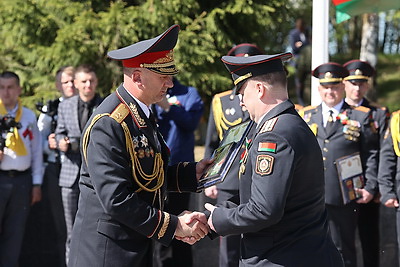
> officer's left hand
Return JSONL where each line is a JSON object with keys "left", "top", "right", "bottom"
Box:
{"left": 31, "top": 185, "right": 42, "bottom": 205}
{"left": 355, "top": 188, "right": 373, "bottom": 203}
{"left": 195, "top": 158, "right": 214, "bottom": 181}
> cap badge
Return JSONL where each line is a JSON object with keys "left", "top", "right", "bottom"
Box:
{"left": 355, "top": 69, "right": 363, "bottom": 76}
{"left": 324, "top": 72, "right": 333, "bottom": 79}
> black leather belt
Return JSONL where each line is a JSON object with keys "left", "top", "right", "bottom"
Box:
{"left": 0, "top": 169, "right": 31, "bottom": 178}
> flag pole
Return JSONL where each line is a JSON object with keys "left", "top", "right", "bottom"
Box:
{"left": 311, "top": 0, "right": 330, "bottom": 106}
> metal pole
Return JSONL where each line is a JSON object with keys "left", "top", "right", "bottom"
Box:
{"left": 311, "top": 0, "right": 330, "bottom": 105}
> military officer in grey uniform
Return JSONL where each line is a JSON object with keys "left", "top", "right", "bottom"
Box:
{"left": 299, "top": 62, "right": 378, "bottom": 267}
{"left": 68, "top": 25, "right": 210, "bottom": 267}
{"left": 343, "top": 59, "right": 389, "bottom": 267}
{"left": 201, "top": 54, "right": 343, "bottom": 266}
{"left": 378, "top": 110, "right": 400, "bottom": 263}
{"left": 204, "top": 43, "right": 263, "bottom": 267}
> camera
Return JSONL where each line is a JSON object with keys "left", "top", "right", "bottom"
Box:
{"left": 69, "top": 136, "right": 81, "bottom": 152}
{"left": 0, "top": 115, "right": 22, "bottom": 151}
{"left": 36, "top": 98, "right": 60, "bottom": 132}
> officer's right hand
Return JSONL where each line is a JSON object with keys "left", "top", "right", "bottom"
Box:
{"left": 204, "top": 185, "right": 218, "bottom": 199}
{"left": 58, "top": 137, "right": 70, "bottom": 152}
{"left": 384, "top": 198, "right": 399, "bottom": 208}
{"left": 48, "top": 133, "right": 57, "bottom": 150}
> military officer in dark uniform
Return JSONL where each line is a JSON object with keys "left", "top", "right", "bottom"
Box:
{"left": 201, "top": 54, "right": 343, "bottom": 266}
{"left": 378, "top": 110, "right": 400, "bottom": 262}
{"left": 343, "top": 59, "right": 389, "bottom": 267}
{"left": 68, "top": 25, "right": 210, "bottom": 267}
{"left": 299, "top": 62, "right": 378, "bottom": 267}
{"left": 203, "top": 43, "right": 263, "bottom": 267}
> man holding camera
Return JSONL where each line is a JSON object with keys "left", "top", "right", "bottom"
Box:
{"left": 37, "top": 66, "right": 77, "bottom": 266}
{"left": 55, "top": 64, "right": 102, "bottom": 264}
{"left": 0, "top": 71, "right": 43, "bottom": 266}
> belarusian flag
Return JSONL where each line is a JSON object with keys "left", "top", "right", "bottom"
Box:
{"left": 333, "top": 0, "right": 400, "bottom": 23}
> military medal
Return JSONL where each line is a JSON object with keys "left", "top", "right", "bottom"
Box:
{"left": 140, "top": 134, "right": 148, "bottom": 147}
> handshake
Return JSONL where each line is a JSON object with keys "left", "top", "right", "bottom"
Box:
{"left": 174, "top": 203, "right": 216, "bottom": 245}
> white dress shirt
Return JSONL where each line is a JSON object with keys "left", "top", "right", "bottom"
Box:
{"left": 1, "top": 104, "right": 43, "bottom": 184}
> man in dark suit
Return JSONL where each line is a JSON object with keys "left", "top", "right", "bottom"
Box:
{"left": 300, "top": 62, "right": 378, "bottom": 267}
{"left": 55, "top": 64, "right": 103, "bottom": 264}
{"left": 288, "top": 17, "right": 310, "bottom": 106}
{"left": 200, "top": 54, "right": 343, "bottom": 266}
{"left": 378, "top": 110, "right": 400, "bottom": 263}
{"left": 68, "top": 25, "right": 210, "bottom": 267}
{"left": 343, "top": 59, "right": 389, "bottom": 267}
{"left": 203, "top": 43, "right": 262, "bottom": 267}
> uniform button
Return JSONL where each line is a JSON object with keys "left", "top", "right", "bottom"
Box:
{"left": 324, "top": 167, "right": 327, "bottom": 171}
{"left": 325, "top": 139, "right": 329, "bottom": 143}
{"left": 323, "top": 157, "right": 326, "bottom": 161}
{"left": 323, "top": 148, "right": 328, "bottom": 152}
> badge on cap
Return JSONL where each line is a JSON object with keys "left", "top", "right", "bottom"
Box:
{"left": 255, "top": 155, "right": 274, "bottom": 176}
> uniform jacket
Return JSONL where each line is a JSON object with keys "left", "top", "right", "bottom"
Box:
{"left": 212, "top": 100, "right": 343, "bottom": 267}
{"left": 204, "top": 90, "right": 250, "bottom": 191}
{"left": 68, "top": 85, "right": 199, "bottom": 267}
{"left": 55, "top": 94, "right": 102, "bottom": 187}
{"left": 361, "top": 98, "right": 390, "bottom": 145}
{"left": 301, "top": 102, "right": 379, "bottom": 205}
{"left": 154, "top": 79, "right": 204, "bottom": 165}
{"left": 378, "top": 110, "right": 400, "bottom": 204}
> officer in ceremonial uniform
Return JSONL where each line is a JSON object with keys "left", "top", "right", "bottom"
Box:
{"left": 343, "top": 59, "right": 389, "bottom": 267}
{"left": 68, "top": 25, "right": 209, "bottom": 267}
{"left": 378, "top": 110, "right": 400, "bottom": 263}
{"left": 299, "top": 63, "right": 378, "bottom": 267}
{"left": 203, "top": 43, "right": 262, "bottom": 267}
{"left": 202, "top": 54, "right": 343, "bottom": 266}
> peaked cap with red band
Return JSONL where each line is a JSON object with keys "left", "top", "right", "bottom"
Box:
{"left": 107, "top": 24, "right": 180, "bottom": 75}
{"left": 221, "top": 52, "right": 293, "bottom": 95}
{"left": 312, "top": 62, "right": 349, "bottom": 85}
{"left": 343, "top": 59, "right": 375, "bottom": 82}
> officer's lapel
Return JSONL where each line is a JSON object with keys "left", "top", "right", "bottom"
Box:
{"left": 326, "top": 102, "right": 350, "bottom": 138}
{"left": 116, "top": 85, "right": 160, "bottom": 151}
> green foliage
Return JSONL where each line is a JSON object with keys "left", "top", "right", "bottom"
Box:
{"left": 0, "top": 0, "right": 310, "bottom": 112}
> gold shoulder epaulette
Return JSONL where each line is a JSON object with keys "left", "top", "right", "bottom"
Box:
{"left": 110, "top": 103, "right": 130, "bottom": 123}
{"left": 302, "top": 105, "right": 317, "bottom": 112}
{"left": 214, "top": 90, "right": 233, "bottom": 99}
{"left": 354, "top": 106, "right": 370, "bottom": 113}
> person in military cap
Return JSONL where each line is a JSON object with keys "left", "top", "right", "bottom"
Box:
{"left": 203, "top": 43, "right": 262, "bottom": 267}
{"left": 67, "top": 25, "right": 210, "bottom": 267}
{"left": 299, "top": 62, "right": 378, "bottom": 267}
{"left": 378, "top": 110, "right": 400, "bottom": 263}
{"left": 343, "top": 59, "right": 389, "bottom": 267}
{"left": 198, "top": 53, "right": 343, "bottom": 266}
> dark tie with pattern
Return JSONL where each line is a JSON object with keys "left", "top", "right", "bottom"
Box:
{"left": 149, "top": 112, "right": 161, "bottom": 150}
{"left": 80, "top": 102, "right": 90, "bottom": 131}
{"left": 325, "top": 110, "right": 334, "bottom": 133}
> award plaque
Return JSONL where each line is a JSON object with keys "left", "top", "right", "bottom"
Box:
{"left": 197, "top": 120, "right": 254, "bottom": 191}
{"left": 335, "top": 152, "right": 364, "bottom": 204}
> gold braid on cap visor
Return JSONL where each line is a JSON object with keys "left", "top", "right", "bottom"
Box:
{"left": 319, "top": 77, "right": 343, "bottom": 83}
{"left": 234, "top": 72, "right": 253, "bottom": 85}
{"left": 344, "top": 75, "right": 369, "bottom": 81}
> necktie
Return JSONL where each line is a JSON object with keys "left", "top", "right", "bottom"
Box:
{"left": 80, "top": 102, "right": 90, "bottom": 130}
{"left": 325, "top": 110, "right": 334, "bottom": 133}
{"left": 149, "top": 111, "right": 161, "bottom": 150}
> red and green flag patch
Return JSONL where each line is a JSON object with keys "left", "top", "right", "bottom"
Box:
{"left": 258, "top": 142, "right": 276, "bottom": 153}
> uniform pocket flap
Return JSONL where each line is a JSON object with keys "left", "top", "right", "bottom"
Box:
{"left": 97, "top": 219, "right": 131, "bottom": 240}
